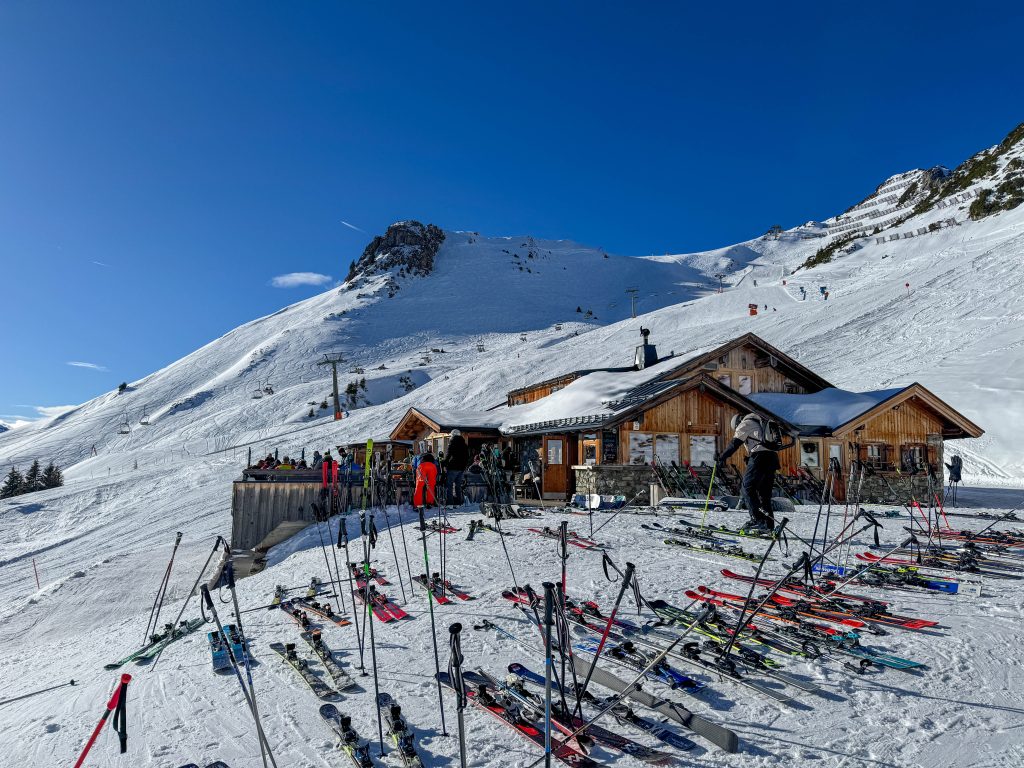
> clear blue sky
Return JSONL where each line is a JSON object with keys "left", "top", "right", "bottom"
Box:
{"left": 1, "top": 1, "right": 1021, "bottom": 422}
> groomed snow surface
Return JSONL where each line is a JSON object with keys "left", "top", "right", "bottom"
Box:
{"left": 3, "top": 486, "right": 1023, "bottom": 768}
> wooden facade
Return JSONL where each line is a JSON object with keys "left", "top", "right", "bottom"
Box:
{"left": 388, "top": 334, "right": 982, "bottom": 504}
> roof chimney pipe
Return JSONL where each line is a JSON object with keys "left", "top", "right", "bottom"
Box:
{"left": 634, "top": 327, "right": 658, "bottom": 370}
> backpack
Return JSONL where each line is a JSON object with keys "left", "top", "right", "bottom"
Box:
{"left": 753, "top": 416, "right": 786, "bottom": 451}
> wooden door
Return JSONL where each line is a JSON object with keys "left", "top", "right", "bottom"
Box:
{"left": 542, "top": 436, "right": 567, "bottom": 499}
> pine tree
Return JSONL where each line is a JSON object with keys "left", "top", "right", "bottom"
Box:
{"left": 24, "top": 460, "right": 42, "bottom": 493}
{"left": 42, "top": 463, "right": 64, "bottom": 489}
{"left": 0, "top": 467, "right": 24, "bottom": 498}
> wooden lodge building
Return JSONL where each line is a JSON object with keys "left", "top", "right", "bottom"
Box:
{"left": 390, "top": 331, "right": 983, "bottom": 504}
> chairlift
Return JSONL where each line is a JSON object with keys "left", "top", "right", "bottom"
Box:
{"left": 263, "top": 383, "right": 274, "bottom": 395}
{"left": 252, "top": 381, "right": 264, "bottom": 400}
{"left": 118, "top": 411, "right": 131, "bottom": 435}
{"left": 519, "top": 333, "right": 528, "bottom": 342}
{"left": 139, "top": 406, "right": 151, "bottom": 426}
{"left": 477, "top": 341, "right": 485, "bottom": 352}
{"left": 555, "top": 323, "right": 562, "bottom": 331}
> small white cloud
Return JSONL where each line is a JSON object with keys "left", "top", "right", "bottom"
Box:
{"left": 270, "top": 272, "right": 333, "bottom": 288}
{"left": 67, "top": 361, "right": 108, "bottom": 371}
{"left": 91, "top": 260, "right": 109, "bottom": 267}
{"left": 35, "top": 405, "right": 78, "bottom": 418}
{"left": 340, "top": 220, "right": 365, "bottom": 233}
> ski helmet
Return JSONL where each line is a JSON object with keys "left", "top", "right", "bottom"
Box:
{"left": 730, "top": 413, "right": 745, "bottom": 431}
{"left": 450, "top": 428, "right": 461, "bottom": 437}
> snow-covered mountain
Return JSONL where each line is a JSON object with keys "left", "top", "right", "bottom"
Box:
{"left": 1, "top": 122, "right": 1023, "bottom": 767}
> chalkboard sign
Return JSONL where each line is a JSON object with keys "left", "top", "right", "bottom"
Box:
{"left": 602, "top": 431, "right": 619, "bottom": 464}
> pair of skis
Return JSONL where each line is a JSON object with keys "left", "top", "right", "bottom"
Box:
{"left": 104, "top": 617, "right": 205, "bottom": 669}
{"left": 208, "top": 624, "right": 250, "bottom": 672}
{"left": 270, "top": 641, "right": 341, "bottom": 701}
{"left": 353, "top": 586, "right": 408, "bottom": 622}
{"left": 412, "top": 572, "right": 473, "bottom": 604}
{"left": 177, "top": 762, "right": 230, "bottom": 768}
{"left": 320, "top": 694, "right": 424, "bottom": 768}
{"left": 528, "top": 527, "right": 605, "bottom": 550}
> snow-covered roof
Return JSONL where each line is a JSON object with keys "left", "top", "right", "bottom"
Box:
{"left": 749, "top": 387, "right": 907, "bottom": 430}
{"left": 412, "top": 407, "right": 508, "bottom": 431}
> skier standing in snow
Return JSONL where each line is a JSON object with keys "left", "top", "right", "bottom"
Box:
{"left": 414, "top": 449, "right": 439, "bottom": 509}
{"left": 717, "top": 413, "right": 794, "bottom": 532}
{"left": 444, "top": 429, "right": 469, "bottom": 506}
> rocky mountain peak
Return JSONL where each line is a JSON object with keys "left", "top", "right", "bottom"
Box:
{"left": 344, "top": 221, "right": 445, "bottom": 297}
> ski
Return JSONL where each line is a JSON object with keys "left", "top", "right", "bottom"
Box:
{"left": 663, "top": 537, "right": 762, "bottom": 562}
{"left": 269, "top": 584, "right": 287, "bottom": 610}
{"left": 573, "top": 635, "right": 704, "bottom": 692}
{"left": 470, "top": 668, "right": 674, "bottom": 765}
{"left": 104, "top": 617, "right": 205, "bottom": 669}
{"left": 413, "top": 573, "right": 453, "bottom": 605}
{"left": 528, "top": 527, "right": 604, "bottom": 550}
{"left": 221, "top": 624, "right": 251, "bottom": 666}
{"left": 507, "top": 663, "right": 696, "bottom": 752}
{"left": 306, "top": 576, "right": 324, "bottom": 599}
{"left": 568, "top": 655, "right": 739, "bottom": 753}
{"left": 349, "top": 561, "right": 389, "bottom": 586}
{"left": 377, "top": 692, "right": 425, "bottom": 767}
{"left": 354, "top": 585, "right": 408, "bottom": 622}
{"left": 319, "top": 703, "right": 372, "bottom": 767}
{"left": 269, "top": 642, "right": 339, "bottom": 700}
{"left": 437, "top": 671, "right": 598, "bottom": 767}
{"left": 293, "top": 597, "right": 352, "bottom": 627}
{"left": 300, "top": 629, "right": 358, "bottom": 691}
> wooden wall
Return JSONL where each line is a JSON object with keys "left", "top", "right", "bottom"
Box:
{"left": 664, "top": 344, "right": 807, "bottom": 395}
{"left": 615, "top": 389, "right": 732, "bottom": 466}
{"left": 231, "top": 481, "right": 365, "bottom": 552}
{"left": 508, "top": 373, "right": 583, "bottom": 406}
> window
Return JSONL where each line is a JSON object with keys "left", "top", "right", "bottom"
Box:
{"left": 864, "top": 443, "right": 893, "bottom": 471}
{"left": 690, "top": 435, "right": 716, "bottom": 466}
{"left": 718, "top": 354, "right": 729, "bottom": 365}
{"left": 654, "top": 434, "right": 680, "bottom": 463}
{"left": 901, "top": 443, "right": 928, "bottom": 474}
{"left": 800, "top": 441, "right": 820, "bottom": 469}
{"left": 784, "top": 383, "right": 798, "bottom": 394}
{"left": 629, "top": 432, "right": 654, "bottom": 465}
{"left": 717, "top": 373, "right": 732, "bottom": 388}
{"left": 738, "top": 375, "right": 752, "bottom": 395}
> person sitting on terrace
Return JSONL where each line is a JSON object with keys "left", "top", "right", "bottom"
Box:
{"left": 277, "top": 456, "right": 294, "bottom": 470}
{"left": 312, "top": 450, "right": 323, "bottom": 468}
{"left": 296, "top": 458, "right": 308, "bottom": 469}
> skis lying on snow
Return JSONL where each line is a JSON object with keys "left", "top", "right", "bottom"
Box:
{"left": 349, "top": 561, "right": 389, "bottom": 586}
{"left": 378, "top": 693, "right": 425, "bottom": 767}
{"left": 293, "top": 597, "right": 352, "bottom": 627}
{"left": 320, "top": 703, "right": 372, "bottom": 767}
{"left": 570, "top": 654, "right": 740, "bottom": 753}
{"left": 208, "top": 625, "right": 249, "bottom": 672}
{"left": 105, "top": 617, "right": 206, "bottom": 669}
{"left": 306, "top": 576, "right": 325, "bottom": 598}
{"left": 663, "top": 537, "right": 763, "bottom": 562}
{"left": 437, "top": 671, "right": 598, "bottom": 767}
{"left": 301, "top": 629, "right": 358, "bottom": 691}
{"left": 528, "top": 527, "right": 605, "bottom": 550}
{"left": 508, "top": 663, "right": 697, "bottom": 753}
{"left": 466, "top": 668, "right": 675, "bottom": 765}
{"left": 269, "top": 642, "right": 339, "bottom": 700}
{"left": 572, "top": 634, "right": 703, "bottom": 692}
{"left": 177, "top": 762, "right": 231, "bottom": 768}
{"left": 353, "top": 585, "right": 408, "bottom": 622}
{"left": 269, "top": 584, "right": 287, "bottom": 609}
{"left": 423, "top": 519, "right": 459, "bottom": 534}
{"left": 467, "top": 519, "right": 513, "bottom": 539}
{"left": 413, "top": 572, "right": 473, "bottom": 604}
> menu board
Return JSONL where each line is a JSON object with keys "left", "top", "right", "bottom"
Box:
{"left": 602, "top": 431, "right": 619, "bottom": 464}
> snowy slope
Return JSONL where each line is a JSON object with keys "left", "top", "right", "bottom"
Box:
{"left": 1, "top": 125, "right": 1024, "bottom": 767}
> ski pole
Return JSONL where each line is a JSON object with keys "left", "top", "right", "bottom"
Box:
{"left": 0, "top": 679, "right": 76, "bottom": 708}
{"left": 72, "top": 673, "right": 131, "bottom": 768}
{"left": 143, "top": 531, "right": 182, "bottom": 645}
{"left": 448, "top": 623, "right": 469, "bottom": 768}
{"left": 417, "top": 507, "right": 448, "bottom": 736}
{"left": 572, "top": 561, "right": 635, "bottom": 717}
{"left": 360, "top": 518, "right": 386, "bottom": 756}
{"left": 202, "top": 585, "right": 277, "bottom": 768}
{"left": 699, "top": 461, "right": 718, "bottom": 531}
{"left": 542, "top": 582, "right": 555, "bottom": 768}
{"left": 152, "top": 535, "right": 224, "bottom": 669}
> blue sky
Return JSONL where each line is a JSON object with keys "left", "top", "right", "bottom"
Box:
{"left": 1, "top": 2, "right": 1021, "bottom": 422}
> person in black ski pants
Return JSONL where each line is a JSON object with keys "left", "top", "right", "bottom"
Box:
{"left": 717, "top": 413, "right": 791, "bottom": 531}
{"left": 444, "top": 429, "right": 470, "bottom": 506}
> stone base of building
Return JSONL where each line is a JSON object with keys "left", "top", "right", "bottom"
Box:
{"left": 573, "top": 465, "right": 655, "bottom": 503}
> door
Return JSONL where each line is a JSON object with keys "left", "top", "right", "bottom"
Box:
{"left": 542, "top": 436, "right": 567, "bottom": 499}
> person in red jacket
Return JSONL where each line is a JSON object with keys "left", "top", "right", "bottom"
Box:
{"left": 413, "top": 449, "right": 439, "bottom": 508}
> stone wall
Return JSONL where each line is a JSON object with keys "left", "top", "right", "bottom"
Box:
{"left": 573, "top": 464, "right": 655, "bottom": 503}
